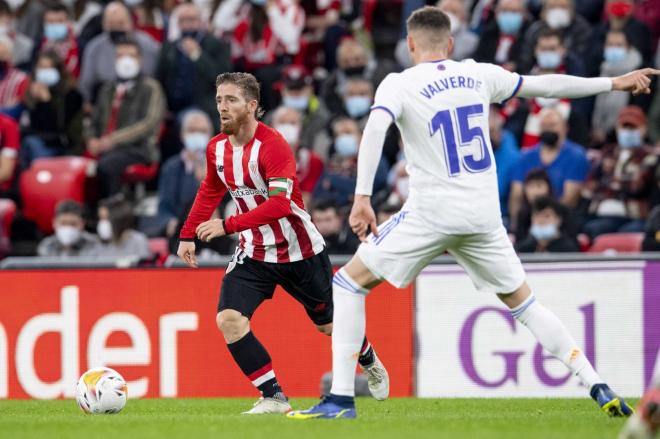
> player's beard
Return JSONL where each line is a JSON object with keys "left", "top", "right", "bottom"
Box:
{"left": 220, "top": 105, "right": 250, "bottom": 136}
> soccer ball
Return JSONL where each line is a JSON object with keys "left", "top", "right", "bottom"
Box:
{"left": 75, "top": 367, "right": 128, "bottom": 414}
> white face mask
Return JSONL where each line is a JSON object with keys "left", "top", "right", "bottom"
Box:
{"left": 97, "top": 219, "right": 113, "bottom": 241}
{"left": 115, "top": 55, "right": 140, "bottom": 80}
{"left": 183, "top": 132, "right": 210, "bottom": 152}
{"left": 545, "top": 7, "right": 571, "bottom": 29}
{"left": 275, "top": 123, "right": 301, "bottom": 146}
{"left": 56, "top": 225, "right": 81, "bottom": 246}
{"left": 35, "top": 67, "right": 60, "bottom": 86}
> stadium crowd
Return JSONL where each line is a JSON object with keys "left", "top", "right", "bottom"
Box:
{"left": 0, "top": 0, "right": 658, "bottom": 261}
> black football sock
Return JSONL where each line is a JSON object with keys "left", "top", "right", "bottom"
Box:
{"left": 358, "top": 336, "right": 375, "bottom": 367}
{"left": 227, "top": 331, "right": 285, "bottom": 399}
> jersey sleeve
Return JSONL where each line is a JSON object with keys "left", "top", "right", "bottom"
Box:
{"left": 179, "top": 141, "right": 228, "bottom": 240}
{"left": 479, "top": 63, "right": 523, "bottom": 104}
{"left": 371, "top": 73, "right": 403, "bottom": 121}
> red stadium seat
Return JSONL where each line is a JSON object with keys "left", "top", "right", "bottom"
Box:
{"left": 587, "top": 232, "right": 644, "bottom": 253}
{"left": 19, "top": 157, "right": 94, "bottom": 234}
{"left": 122, "top": 163, "right": 159, "bottom": 200}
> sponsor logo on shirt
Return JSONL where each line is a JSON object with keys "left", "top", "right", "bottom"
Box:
{"left": 229, "top": 187, "right": 268, "bottom": 198}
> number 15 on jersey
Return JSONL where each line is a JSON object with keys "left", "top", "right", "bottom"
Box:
{"left": 428, "top": 103, "right": 492, "bottom": 176}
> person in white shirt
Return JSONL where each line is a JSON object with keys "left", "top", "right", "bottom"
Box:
{"left": 289, "top": 5, "right": 659, "bottom": 420}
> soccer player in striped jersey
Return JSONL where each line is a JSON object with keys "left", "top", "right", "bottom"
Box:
{"left": 177, "top": 72, "right": 388, "bottom": 414}
{"left": 290, "top": 6, "right": 658, "bottom": 419}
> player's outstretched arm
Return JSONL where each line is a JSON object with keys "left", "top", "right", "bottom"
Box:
{"left": 517, "top": 68, "right": 660, "bottom": 100}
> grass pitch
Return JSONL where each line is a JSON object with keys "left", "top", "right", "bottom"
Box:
{"left": 0, "top": 397, "right": 632, "bottom": 439}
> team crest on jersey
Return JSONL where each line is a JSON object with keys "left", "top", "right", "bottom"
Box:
{"left": 248, "top": 161, "right": 258, "bottom": 174}
{"left": 217, "top": 164, "right": 224, "bottom": 173}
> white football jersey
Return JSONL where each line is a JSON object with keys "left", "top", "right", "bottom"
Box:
{"left": 373, "top": 59, "right": 522, "bottom": 233}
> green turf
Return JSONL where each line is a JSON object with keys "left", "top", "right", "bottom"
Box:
{"left": 0, "top": 397, "right": 633, "bottom": 439}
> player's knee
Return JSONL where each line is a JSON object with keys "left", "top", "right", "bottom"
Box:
{"left": 216, "top": 310, "right": 249, "bottom": 342}
{"left": 316, "top": 323, "right": 332, "bottom": 336}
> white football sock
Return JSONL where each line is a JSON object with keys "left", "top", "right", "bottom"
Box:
{"left": 511, "top": 294, "right": 604, "bottom": 389}
{"left": 330, "top": 268, "right": 369, "bottom": 397}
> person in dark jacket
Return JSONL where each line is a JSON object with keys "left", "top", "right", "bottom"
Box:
{"left": 516, "top": 196, "right": 579, "bottom": 253}
{"left": 21, "top": 50, "right": 83, "bottom": 167}
{"left": 310, "top": 199, "right": 359, "bottom": 255}
{"left": 86, "top": 37, "right": 165, "bottom": 198}
{"left": 156, "top": 2, "right": 231, "bottom": 131}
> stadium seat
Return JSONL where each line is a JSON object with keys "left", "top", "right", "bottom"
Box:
{"left": 122, "top": 163, "right": 159, "bottom": 200}
{"left": 19, "top": 157, "right": 94, "bottom": 234}
{"left": 587, "top": 232, "right": 644, "bottom": 253}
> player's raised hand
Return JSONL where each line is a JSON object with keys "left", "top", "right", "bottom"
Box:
{"left": 349, "top": 195, "right": 378, "bottom": 242}
{"left": 196, "top": 218, "right": 226, "bottom": 242}
{"left": 177, "top": 241, "right": 198, "bottom": 268}
{"left": 612, "top": 68, "right": 660, "bottom": 96}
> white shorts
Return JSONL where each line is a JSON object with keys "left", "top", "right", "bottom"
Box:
{"left": 356, "top": 209, "right": 525, "bottom": 293}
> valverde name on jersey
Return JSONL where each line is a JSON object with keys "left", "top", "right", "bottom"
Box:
{"left": 419, "top": 75, "right": 483, "bottom": 99}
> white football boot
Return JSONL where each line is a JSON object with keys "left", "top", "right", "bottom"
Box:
{"left": 242, "top": 396, "right": 292, "bottom": 415}
{"left": 359, "top": 352, "right": 390, "bottom": 401}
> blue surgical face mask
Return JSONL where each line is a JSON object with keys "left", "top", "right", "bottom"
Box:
{"left": 183, "top": 132, "right": 210, "bottom": 152}
{"left": 530, "top": 223, "right": 558, "bottom": 241}
{"left": 35, "top": 67, "right": 60, "bottom": 86}
{"left": 604, "top": 46, "right": 627, "bottom": 64}
{"left": 496, "top": 11, "right": 523, "bottom": 35}
{"left": 617, "top": 128, "right": 642, "bottom": 148}
{"left": 344, "top": 96, "right": 371, "bottom": 118}
{"left": 536, "top": 50, "right": 562, "bottom": 70}
{"left": 44, "top": 22, "right": 68, "bottom": 41}
{"left": 282, "top": 94, "right": 309, "bottom": 112}
{"left": 250, "top": 0, "right": 267, "bottom": 6}
{"left": 334, "top": 134, "right": 358, "bottom": 157}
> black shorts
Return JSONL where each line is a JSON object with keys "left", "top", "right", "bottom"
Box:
{"left": 218, "top": 248, "right": 333, "bottom": 326}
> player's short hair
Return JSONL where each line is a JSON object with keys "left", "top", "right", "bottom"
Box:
{"left": 216, "top": 72, "right": 264, "bottom": 119}
{"left": 55, "top": 199, "right": 84, "bottom": 218}
{"left": 406, "top": 6, "right": 451, "bottom": 47}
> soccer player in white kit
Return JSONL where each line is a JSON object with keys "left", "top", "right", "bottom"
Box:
{"left": 288, "top": 6, "right": 660, "bottom": 419}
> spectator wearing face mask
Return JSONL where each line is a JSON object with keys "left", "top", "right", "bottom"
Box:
{"left": 515, "top": 196, "right": 579, "bottom": 253}
{"left": 310, "top": 199, "right": 359, "bottom": 255}
{"left": 267, "top": 65, "right": 331, "bottom": 158}
{"left": 320, "top": 38, "right": 396, "bottom": 116}
{"left": 271, "top": 105, "right": 323, "bottom": 206}
{"left": 489, "top": 105, "right": 520, "bottom": 221}
{"left": 79, "top": 1, "right": 160, "bottom": 105}
{"left": 37, "top": 2, "right": 80, "bottom": 78}
{"left": 21, "top": 51, "right": 83, "bottom": 168}
{"left": 509, "top": 108, "right": 589, "bottom": 227}
{"left": 152, "top": 109, "right": 212, "bottom": 238}
{"left": 96, "top": 194, "right": 151, "bottom": 259}
{"left": 506, "top": 28, "right": 588, "bottom": 148}
{"left": 591, "top": 30, "right": 643, "bottom": 143}
{"left": 313, "top": 117, "right": 388, "bottom": 207}
{"left": 473, "top": 0, "right": 530, "bottom": 72}
{"left": 37, "top": 199, "right": 101, "bottom": 257}
{"left": 86, "top": 38, "right": 165, "bottom": 198}
{"left": 510, "top": 168, "right": 553, "bottom": 242}
{"left": 436, "top": 0, "right": 477, "bottom": 61}
{"left": 0, "top": 0, "right": 32, "bottom": 69}
{"left": 0, "top": 35, "right": 28, "bottom": 121}
{"left": 583, "top": 106, "right": 657, "bottom": 239}
{"left": 519, "top": 0, "right": 592, "bottom": 74}
{"left": 338, "top": 77, "right": 373, "bottom": 125}
{"left": 157, "top": 2, "right": 231, "bottom": 131}
{"left": 588, "top": 0, "right": 652, "bottom": 77}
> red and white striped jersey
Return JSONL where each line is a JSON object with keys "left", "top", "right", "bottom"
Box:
{"left": 180, "top": 122, "right": 325, "bottom": 263}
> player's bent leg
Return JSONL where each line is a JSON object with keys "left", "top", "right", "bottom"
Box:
{"left": 498, "top": 282, "right": 632, "bottom": 417}
{"left": 216, "top": 310, "right": 250, "bottom": 343}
